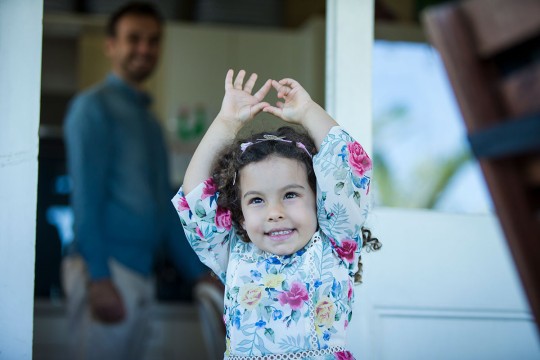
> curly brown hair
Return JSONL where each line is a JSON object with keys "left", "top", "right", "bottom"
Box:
{"left": 354, "top": 228, "right": 382, "bottom": 283}
{"left": 211, "top": 126, "right": 380, "bottom": 283}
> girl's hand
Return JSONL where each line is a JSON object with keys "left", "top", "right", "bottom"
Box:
{"left": 263, "top": 78, "right": 314, "bottom": 125}
{"left": 183, "top": 70, "right": 272, "bottom": 194}
{"left": 217, "top": 69, "right": 272, "bottom": 127}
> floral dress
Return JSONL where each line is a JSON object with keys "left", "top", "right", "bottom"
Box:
{"left": 172, "top": 127, "right": 372, "bottom": 360}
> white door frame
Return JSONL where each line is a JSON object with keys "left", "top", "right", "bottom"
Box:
{"left": 0, "top": 1, "right": 43, "bottom": 359}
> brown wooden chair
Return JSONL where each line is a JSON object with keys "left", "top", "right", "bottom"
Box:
{"left": 422, "top": 0, "right": 540, "bottom": 332}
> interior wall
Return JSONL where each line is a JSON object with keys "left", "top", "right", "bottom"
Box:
{"left": 0, "top": 1, "right": 42, "bottom": 358}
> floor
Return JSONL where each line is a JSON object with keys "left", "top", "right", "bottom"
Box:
{"left": 33, "top": 300, "right": 209, "bottom": 360}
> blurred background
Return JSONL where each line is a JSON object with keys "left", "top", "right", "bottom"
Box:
{"left": 35, "top": 0, "right": 524, "bottom": 359}
{"left": 38, "top": 0, "right": 491, "bottom": 297}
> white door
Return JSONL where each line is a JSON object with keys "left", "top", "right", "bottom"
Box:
{"left": 348, "top": 208, "right": 539, "bottom": 359}
{"left": 326, "top": 1, "right": 539, "bottom": 359}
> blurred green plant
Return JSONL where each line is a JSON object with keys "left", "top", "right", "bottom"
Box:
{"left": 372, "top": 104, "right": 472, "bottom": 209}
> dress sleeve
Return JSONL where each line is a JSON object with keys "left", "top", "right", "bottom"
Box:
{"left": 313, "top": 126, "right": 372, "bottom": 266}
{"left": 171, "top": 178, "right": 233, "bottom": 282}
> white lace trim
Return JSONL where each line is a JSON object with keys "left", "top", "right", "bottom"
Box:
{"left": 307, "top": 235, "right": 319, "bottom": 348}
{"left": 227, "top": 345, "right": 345, "bottom": 360}
{"left": 235, "top": 231, "right": 321, "bottom": 263}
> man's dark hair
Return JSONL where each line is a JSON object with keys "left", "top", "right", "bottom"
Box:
{"left": 106, "top": 2, "right": 163, "bottom": 37}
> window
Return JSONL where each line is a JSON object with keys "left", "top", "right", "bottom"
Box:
{"left": 372, "top": 40, "right": 492, "bottom": 213}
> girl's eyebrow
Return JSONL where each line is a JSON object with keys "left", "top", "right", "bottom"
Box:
{"left": 242, "top": 184, "right": 306, "bottom": 199}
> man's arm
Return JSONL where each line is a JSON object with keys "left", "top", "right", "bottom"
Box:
{"left": 64, "top": 94, "right": 111, "bottom": 280}
{"left": 64, "top": 93, "right": 126, "bottom": 323}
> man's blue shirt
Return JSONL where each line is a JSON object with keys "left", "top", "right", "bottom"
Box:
{"left": 64, "top": 73, "right": 203, "bottom": 280}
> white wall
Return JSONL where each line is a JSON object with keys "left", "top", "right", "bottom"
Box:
{"left": 0, "top": 1, "right": 42, "bottom": 358}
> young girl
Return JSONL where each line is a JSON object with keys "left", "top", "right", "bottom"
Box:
{"left": 173, "top": 70, "right": 378, "bottom": 359}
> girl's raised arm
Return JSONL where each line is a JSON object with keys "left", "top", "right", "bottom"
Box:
{"left": 263, "top": 78, "right": 338, "bottom": 150}
{"left": 183, "top": 69, "right": 272, "bottom": 194}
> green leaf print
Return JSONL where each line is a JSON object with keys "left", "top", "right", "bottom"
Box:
{"left": 334, "top": 182, "right": 345, "bottom": 195}
{"left": 344, "top": 179, "right": 354, "bottom": 197}
{"left": 184, "top": 222, "right": 198, "bottom": 231}
{"left": 353, "top": 191, "right": 362, "bottom": 207}
{"left": 264, "top": 306, "right": 273, "bottom": 315}
{"left": 264, "top": 328, "right": 275, "bottom": 342}
{"left": 231, "top": 286, "right": 240, "bottom": 294}
{"left": 291, "top": 310, "right": 300, "bottom": 323}
{"left": 194, "top": 200, "right": 206, "bottom": 218}
{"left": 202, "top": 210, "right": 216, "bottom": 223}
{"left": 333, "top": 167, "right": 348, "bottom": 181}
{"left": 282, "top": 281, "right": 290, "bottom": 291}
{"left": 278, "top": 335, "right": 306, "bottom": 352}
{"left": 238, "top": 339, "right": 252, "bottom": 347}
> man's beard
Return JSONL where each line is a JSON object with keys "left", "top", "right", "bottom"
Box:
{"left": 123, "top": 57, "right": 156, "bottom": 83}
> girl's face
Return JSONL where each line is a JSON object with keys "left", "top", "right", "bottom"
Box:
{"left": 239, "top": 155, "right": 317, "bottom": 255}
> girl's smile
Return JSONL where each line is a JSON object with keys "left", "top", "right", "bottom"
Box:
{"left": 239, "top": 155, "right": 317, "bottom": 255}
{"left": 265, "top": 228, "right": 296, "bottom": 243}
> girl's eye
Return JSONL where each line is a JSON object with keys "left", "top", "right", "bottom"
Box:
{"left": 248, "top": 197, "right": 263, "bottom": 205}
{"left": 284, "top": 192, "right": 298, "bottom": 199}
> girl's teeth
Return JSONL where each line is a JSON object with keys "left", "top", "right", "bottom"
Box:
{"left": 270, "top": 230, "right": 291, "bottom": 236}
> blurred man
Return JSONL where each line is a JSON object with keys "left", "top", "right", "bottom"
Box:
{"left": 62, "top": 2, "right": 207, "bottom": 359}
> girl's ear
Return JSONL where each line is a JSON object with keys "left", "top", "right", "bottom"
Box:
{"left": 241, "top": 220, "right": 246, "bottom": 230}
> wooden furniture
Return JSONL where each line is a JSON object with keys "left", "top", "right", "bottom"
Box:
{"left": 422, "top": 0, "right": 540, "bottom": 332}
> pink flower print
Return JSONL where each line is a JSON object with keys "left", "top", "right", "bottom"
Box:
{"left": 202, "top": 178, "right": 217, "bottom": 199}
{"left": 335, "top": 350, "right": 354, "bottom": 360}
{"left": 346, "top": 141, "right": 372, "bottom": 177}
{"left": 215, "top": 206, "right": 232, "bottom": 230}
{"left": 177, "top": 196, "right": 190, "bottom": 211}
{"left": 347, "top": 280, "right": 353, "bottom": 300}
{"left": 344, "top": 319, "right": 349, "bottom": 329}
{"left": 329, "top": 238, "right": 358, "bottom": 263}
{"left": 196, "top": 226, "right": 204, "bottom": 239}
{"left": 277, "top": 282, "right": 308, "bottom": 310}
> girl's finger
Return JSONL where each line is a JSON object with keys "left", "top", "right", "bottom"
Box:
{"left": 253, "top": 79, "right": 272, "bottom": 101}
{"left": 262, "top": 105, "right": 282, "bottom": 118}
{"left": 275, "top": 101, "right": 284, "bottom": 109}
{"left": 271, "top": 80, "right": 292, "bottom": 98}
{"left": 234, "top": 70, "right": 246, "bottom": 89}
{"left": 271, "top": 80, "right": 290, "bottom": 97}
{"left": 278, "top": 78, "right": 300, "bottom": 88}
{"left": 243, "top": 73, "right": 258, "bottom": 94}
{"left": 250, "top": 102, "right": 270, "bottom": 117}
{"left": 224, "top": 69, "right": 234, "bottom": 90}
{"left": 270, "top": 79, "right": 281, "bottom": 90}
{"left": 278, "top": 86, "right": 290, "bottom": 99}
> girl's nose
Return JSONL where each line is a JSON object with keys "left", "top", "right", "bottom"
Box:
{"left": 267, "top": 203, "right": 285, "bottom": 221}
